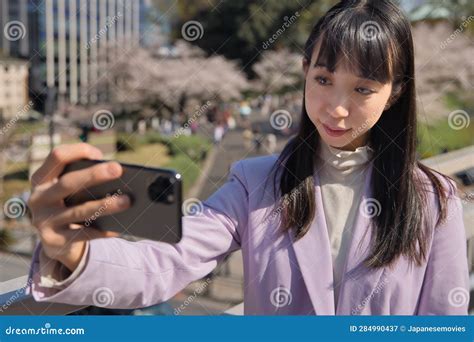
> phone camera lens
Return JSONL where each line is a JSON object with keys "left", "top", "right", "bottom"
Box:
{"left": 148, "top": 176, "right": 174, "bottom": 204}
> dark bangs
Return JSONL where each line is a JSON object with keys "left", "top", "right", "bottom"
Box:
{"left": 309, "top": 10, "right": 398, "bottom": 84}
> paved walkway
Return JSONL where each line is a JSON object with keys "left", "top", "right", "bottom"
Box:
{"left": 197, "top": 118, "right": 288, "bottom": 200}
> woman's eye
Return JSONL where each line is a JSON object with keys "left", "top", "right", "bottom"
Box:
{"left": 355, "top": 87, "right": 374, "bottom": 95}
{"left": 314, "top": 76, "right": 330, "bottom": 85}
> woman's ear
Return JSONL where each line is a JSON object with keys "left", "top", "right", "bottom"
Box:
{"left": 384, "top": 83, "right": 404, "bottom": 110}
{"left": 384, "top": 98, "right": 394, "bottom": 110}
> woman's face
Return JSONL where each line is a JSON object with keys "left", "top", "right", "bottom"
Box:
{"left": 303, "top": 42, "right": 394, "bottom": 151}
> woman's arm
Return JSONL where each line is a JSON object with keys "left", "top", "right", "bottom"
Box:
{"left": 27, "top": 144, "right": 248, "bottom": 309}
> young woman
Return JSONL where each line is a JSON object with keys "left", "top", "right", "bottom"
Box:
{"left": 27, "top": 0, "right": 469, "bottom": 315}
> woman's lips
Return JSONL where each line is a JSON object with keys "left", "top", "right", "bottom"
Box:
{"left": 322, "top": 123, "right": 351, "bottom": 137}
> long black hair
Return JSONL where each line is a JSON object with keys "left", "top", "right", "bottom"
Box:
{"left": 271, "top": 0, "right": 451, "bottom": 268}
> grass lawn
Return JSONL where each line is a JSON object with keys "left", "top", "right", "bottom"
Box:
{"left": 417, "top": 118, "right": 474, "bottom": 159}
{"left": 115, "top": 143, "right": 170, "bottom": 168}
{"left": 417, "top": 91, "right": 474, "bottom": 158}
{"left": 163, "top": 153, "right": 203, "bottom": 195}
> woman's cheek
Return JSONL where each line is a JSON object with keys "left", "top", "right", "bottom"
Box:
{"left": 305, "top": 90, "right": 324, "bottom": 121}
{"left": 305, "top": 100, "right": 322, "bottom": 126}
{"left": 350, "top": 109, "right": 382, "bottom": 136}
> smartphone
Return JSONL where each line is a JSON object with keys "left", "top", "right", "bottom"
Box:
{"left": 61, "top": 159, "right": 182, "bottom": 243}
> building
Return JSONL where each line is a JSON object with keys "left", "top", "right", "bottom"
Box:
{"left": 1, "top": 0, "right": 30, "bottom": 58}
{"left": 0, "top": 0, "right": 160, "bottom": 113}
{"left": 0, "top": 58, "right": 29, "bottom": 120}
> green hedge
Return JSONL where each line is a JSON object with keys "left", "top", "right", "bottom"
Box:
{"left": 139, "top": 133, "right": 211, "bottom": 162}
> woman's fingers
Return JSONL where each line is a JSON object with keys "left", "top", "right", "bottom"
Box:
{"left": 31, "top": 143, "right": 103, "bottom": 188}
{"left": 49, "top": 194, "right": 131, "bottom": 227}
{"left": 27, "top": 143, "right": 127, "bottom": 271}
{"left": 39, "top": 161, "right": 123, "bottom": 204}
{"left": 40, "top": 224, "right": 120, "bottom": 248}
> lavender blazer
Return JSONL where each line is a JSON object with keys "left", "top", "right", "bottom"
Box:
{"left": 28, "top": 155, "right": 469, "bottom": 315}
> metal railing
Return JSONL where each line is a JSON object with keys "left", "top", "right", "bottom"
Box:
{"left": 0, "top": 275, "right": 86, "bottom": 315}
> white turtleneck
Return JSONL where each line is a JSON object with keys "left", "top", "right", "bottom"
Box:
{"left": 316, "top": 141, "right": 373, "bottom": 308}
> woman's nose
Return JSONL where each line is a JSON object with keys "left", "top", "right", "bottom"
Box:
{"left": 327, "top": 104, "right": 349, "bottom": 119}
{"left": 326, "top": 92, "right": 350, "bottom": 118}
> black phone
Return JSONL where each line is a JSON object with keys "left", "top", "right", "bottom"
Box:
{"left": 61, "top": 159, "right": 182, "bottom": 243}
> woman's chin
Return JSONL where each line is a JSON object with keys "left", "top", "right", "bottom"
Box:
{"left": 317, "top": 129, "right": 356, "bottom": 150}
{"left": 315, "top": 124, "right": 370, "bottom": 151}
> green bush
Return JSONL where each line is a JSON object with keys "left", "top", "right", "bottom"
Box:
{"left": 117, "top": 131, "right": 211, "bottom": 164}
{"left": 165, "top": 135, "right": 212, "bottom": 162}
{"left": 116, "top": 134, "right": 137, "bottom": 152}
{"left": 143, "top": 133, "right": 167, "bottom": 145}
{"left": 0, "top": 229, "right": 15, "bottom": 249}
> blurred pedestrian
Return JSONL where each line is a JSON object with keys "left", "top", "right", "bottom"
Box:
{"left": 213, "top": 124, "right": 225, "bottom": 145}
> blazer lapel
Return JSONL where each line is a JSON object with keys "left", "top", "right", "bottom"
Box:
{"left": 290, "top": 163, "right": 387, "bottom": 315}
{"left": 289, "top": 171, "right": 335, "bottom": 315}
{"left": 335, "top": 163, "right": 388, "bottom": 315}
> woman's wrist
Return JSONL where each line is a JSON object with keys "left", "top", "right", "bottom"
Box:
{"left": 57, "top": 241, "right": 87, "bottom": 273}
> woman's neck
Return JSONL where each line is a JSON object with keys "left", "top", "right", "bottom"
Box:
{"left": 317, "top": 140, "right": 373, "bottom": 176}
{"left": 329, "top": 132, "right": 369, "bottom": 151}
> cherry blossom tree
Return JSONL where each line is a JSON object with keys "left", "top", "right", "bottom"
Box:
{"left": 252, "top": 49, "right": 303, "bottom": 95}
{"left": 100, "top": 40, "right": 248, "bottom": 116}
{"left": 412, "top": 21, "right": 473, "bottom": 119}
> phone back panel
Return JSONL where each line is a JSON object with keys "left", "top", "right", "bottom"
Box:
{"left": 63, "top": 159, "right": 182, "bottom": 243}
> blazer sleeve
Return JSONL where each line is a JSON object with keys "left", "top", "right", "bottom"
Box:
{"left": 27, "top": 160, "right": 248, "bottom": 309}
{"left": 416, "top": 180, "right": 470, "bottom": 315}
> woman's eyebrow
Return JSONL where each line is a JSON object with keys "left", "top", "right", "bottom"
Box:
{"left": 312, "top": 62, "right": 379, "bottom": 83}
{"left": 313, "top": 62, "right": 333, "bottom": 72}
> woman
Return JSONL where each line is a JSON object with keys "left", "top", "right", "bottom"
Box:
{"left": 27, "top": 0, "right": 469, "bottom": 315}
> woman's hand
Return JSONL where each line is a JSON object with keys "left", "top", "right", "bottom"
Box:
{"left": 28, "top": 143, "right": 131, "bottom": 272}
